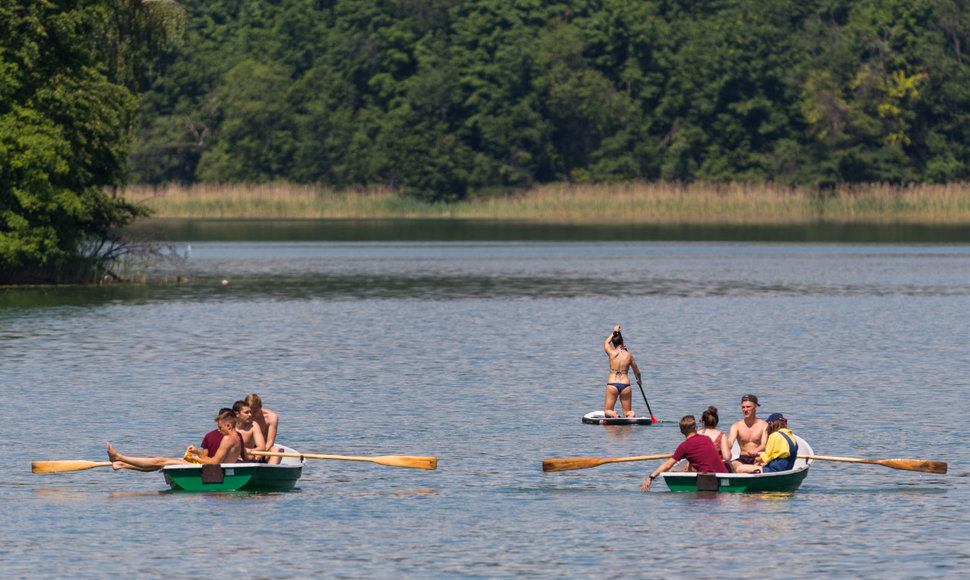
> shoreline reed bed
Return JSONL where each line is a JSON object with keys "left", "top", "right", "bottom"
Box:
{"left": 123, "top": 182, "right": 970, "bottom": 224}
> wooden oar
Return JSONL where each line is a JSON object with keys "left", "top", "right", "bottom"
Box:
{"left": 542, "top": 454, "right": 672, "bottom": 472}
{"left": 251, "top": 451, "right": 437, "bottom": 470}
{"left": 799, "top": 454, "right": 947, "bottom": 474}
{"left": 32, "top": 460, "right": 113, "bottom": 474}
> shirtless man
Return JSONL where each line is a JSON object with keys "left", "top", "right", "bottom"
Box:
{"left": 246, "top": 393, "right": 281, "bottom": 464}
{"left": 603, "top": 325, "right": 642, "bottom": 418}
{"left": 727, "top": 394, "right": 768, "bottom": 473}
{"left": 232, "top": 399, "right": 280, "bottom": 464}
{"left": 107, "top": 409, "right": 244, "bottom": 471}
{"left": 233, "top": 400, "right": 265, "bottom": 450}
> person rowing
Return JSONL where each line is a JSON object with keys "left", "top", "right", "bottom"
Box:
{"left": 641, "top": 415, "right": 728, "bottom": 491}
{"left": 603, "top": 325, "right": 642, "bottom": 418}
{"left": 107, "top": 408, "right": 247, "bottom": 471}
{"left": 245, "top": 393, "right": 281, "bottom": 463}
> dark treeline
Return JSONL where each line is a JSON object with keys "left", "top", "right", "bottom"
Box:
{"left": 131, "top": 0, "right": 970, "bottom": 200}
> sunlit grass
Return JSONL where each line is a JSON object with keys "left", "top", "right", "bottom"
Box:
{"left": 124, "top": 181, "right": 970, "bottom": 224}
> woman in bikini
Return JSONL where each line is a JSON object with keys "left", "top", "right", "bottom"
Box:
{"left": 604, "top": 325, "right": 642, "bottom": 418}
{"left": 698, "top": 406, "right": 732, "bottom": 465}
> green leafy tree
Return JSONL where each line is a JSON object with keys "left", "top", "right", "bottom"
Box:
{"left": 0, "top": 0, "right": 182, "bottom": 284}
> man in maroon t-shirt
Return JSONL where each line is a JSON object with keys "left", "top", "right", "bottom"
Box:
{"left": 642, "top": 415, "right": 728, "bottom": 491}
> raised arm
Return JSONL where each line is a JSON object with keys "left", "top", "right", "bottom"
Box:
{"left": 604, "top": 325, "right": 621, "bottom": 355}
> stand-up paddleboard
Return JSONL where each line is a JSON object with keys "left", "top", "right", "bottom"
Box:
{"left": 582, "top": 411, "right": 655, "bottom": 425}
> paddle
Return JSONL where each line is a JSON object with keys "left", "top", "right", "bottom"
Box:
{"left": 635, "top": 381, "right": 658, "bottom": 423}
{"left": 251, "top": 451, "right": 437, "bottom": 470}
{"left": 799, "top": 454, "right": 947, "bottom": 474}
{"left": 32, "top": 460, "right": 113, "bottom": 474}
{"left": 542, "top": 454, "right": 672, "bottom": 472}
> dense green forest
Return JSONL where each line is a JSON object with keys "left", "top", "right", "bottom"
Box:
{"left": 1, "top": 1, "right": 181, "bottom": 284}
{"left": 131, "top": 0, "right": 970, "bottom": 200}
{"left": 4, "top": 1, "right": 970, "bottom": 283}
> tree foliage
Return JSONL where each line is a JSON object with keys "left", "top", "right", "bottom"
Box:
{"left": 128, "top": 0, "right": 970, "bottom": 200}
{"left": 1, "top": 0, "right": 183, "bottom": 284}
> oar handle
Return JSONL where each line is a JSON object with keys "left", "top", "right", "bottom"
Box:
{"left": 251, "top": 451, "right": 369, "bottom": 461}
{"left": 605, "top": 454, "right": 673, "bottom": 464}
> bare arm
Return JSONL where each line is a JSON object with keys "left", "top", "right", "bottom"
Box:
{"left": 191, "top": 435, "right": 239, "bottom": 464}
{"left": 251, "top": 424, "right": 267, "bottom": 451}
{"left": 719, "top": 433, "right": 731, "bottom": 461}
{"left": 641, "top": 457, "right": 677, "bottom": 491}
{"left": 604, "top": 335, "right": 616, "bottom": 355}
{"left": 630, "top": 356, "right": 642, "bottom": 386}
{"left": 727, "top": 422, "right": 739, "bottom": 450}
{"left": 604, "top": 325, "right": 621, "bottom": 355}
{"left": 264, "top": 410, "right": 278, "bottom": 449}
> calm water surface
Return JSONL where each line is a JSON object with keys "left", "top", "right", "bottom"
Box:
{"left": 1, "top": 241, "right": 968, "bottom": 578}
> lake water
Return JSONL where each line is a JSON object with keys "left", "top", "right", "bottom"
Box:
{"left": 1, "top": 236, "right": 968, "bottom": 578}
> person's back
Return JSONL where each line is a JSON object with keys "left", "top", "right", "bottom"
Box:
{"left": 698, "top": 406, "right": 730, "bottom": 462}
{"left": 200, "top": 429, "right": 222, "bottom": 458}
{"left": 675, "top": 432, "right": 729, "bottom": 473}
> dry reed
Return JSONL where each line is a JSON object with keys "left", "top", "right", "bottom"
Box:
{"left": 123, "top": 181, "right": 970, "bottom": 224}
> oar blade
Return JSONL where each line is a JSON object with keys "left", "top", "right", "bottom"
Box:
{"left": 542, "top": 457, "right": 605, "bottom": 472}
{"left": 880, "top": 459, "right": 948, "bottom": 474}
{"left": 372, "top": 456, "right": 437, "bottom": 470}
{"left": 32, "top": 460, "right": 112, "bottom": 474}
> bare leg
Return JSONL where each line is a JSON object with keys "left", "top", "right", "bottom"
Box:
{"left": 731, "top": 461, "right": 762, "bottom": 473}
{"left": 604, "top": 385, "right": 620, "bottom": 418}
{"left": 107, "top": 442, "right": 187, "bottom": 471}
{"left": 619, "top": 387, "right": 635, "bottom": 418}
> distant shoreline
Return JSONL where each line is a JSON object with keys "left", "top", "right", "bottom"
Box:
{"left": 125, "top": 181, "right": 970, "bottom": 225}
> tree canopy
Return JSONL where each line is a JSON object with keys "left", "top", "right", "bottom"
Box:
{"left": 129, "top": 0, "right": 970, "bottom": 200}
{"left": 0, "top": 0, "right": 183, "bottom": 284}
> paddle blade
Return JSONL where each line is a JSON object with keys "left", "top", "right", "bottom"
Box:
{"left": 32, "top": 460, "right": 112, "bottom": 474}
{"left": 542, "top": 458, "right": 606, "bottom": 472}
{"left": 880, "top": 459, "right": 948, "bottom": 474}
{"left": 372, "top": 456, "right": 437, "bottom": 470}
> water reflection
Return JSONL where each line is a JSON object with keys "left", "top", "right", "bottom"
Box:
{"left": 129, "top": 218, "right": 970, "bottom": 244}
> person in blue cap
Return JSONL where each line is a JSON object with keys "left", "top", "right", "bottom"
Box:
{"left": 757, "top": 413, "right": 799, "bottom": 472}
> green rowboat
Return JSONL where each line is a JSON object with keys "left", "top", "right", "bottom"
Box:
{"left": 658, "top": 435, "right": 813, "bottom": 493}
{"left": 161, "top": 445, "right": 305, "bottom": 492}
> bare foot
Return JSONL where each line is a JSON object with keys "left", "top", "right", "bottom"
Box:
{"left": 604, "top": 410, "right": 618, "bottom": 418}
{"left": 112, "top": 461, "right": 126, "bottom": 471}
{"left": 106, "top": 442, "right": 121, "bottom": 462}
{"left": 624, "top": 411, "right": 637, "bottom": 418}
